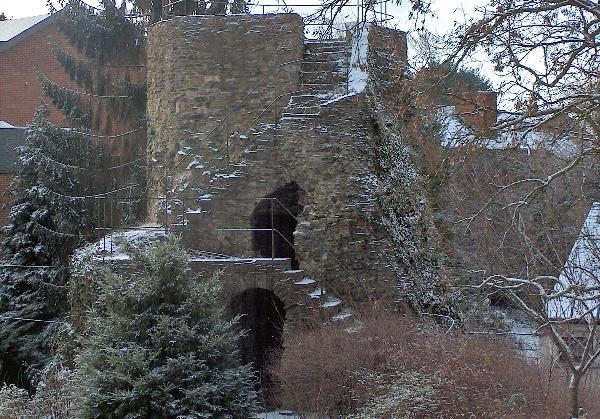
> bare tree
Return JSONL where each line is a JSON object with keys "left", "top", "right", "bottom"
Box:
{"left": 448, "top": 0, "right": 599, "bottom": 207}
{"left": 443, "top": 2, "right": 599, "bottom": 417}
{"left": 476, "top": 205, "right": 600, "bottom": 418}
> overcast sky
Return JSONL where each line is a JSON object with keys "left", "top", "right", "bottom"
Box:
{"left": 0, "top": 0, "right": 495, "bottom": 81}
{"left": 1, "top": 0, "right": 486, "bottom": 30}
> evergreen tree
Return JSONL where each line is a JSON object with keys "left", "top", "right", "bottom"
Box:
{"left": 42, "top": 0, "right": 147, "bottom": 223}
{"left": 0, "top": 107, "right": 105, "bottom": 386}
{"left": 75, "top": 238, "right": 257, "bottom": 418}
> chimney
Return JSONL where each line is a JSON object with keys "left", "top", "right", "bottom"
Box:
{"left": 453, "top": 91, "right": 498, "bottom": 133}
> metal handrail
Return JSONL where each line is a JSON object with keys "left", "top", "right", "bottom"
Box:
{"left": 161, "top": 0, "right": 394, "bottom": 28}
{"left": 178, "top": 196, "right": 362, "bottom": 285}
{"left": 95, "top": 194, "right": 361, "bottom": 309}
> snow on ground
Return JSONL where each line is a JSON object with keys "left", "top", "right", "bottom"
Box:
{"left": 252, "top": 411, "right": 302, "bottom": 419}
{"left": 72, "top": 226, "right": 166, "bottom": 263}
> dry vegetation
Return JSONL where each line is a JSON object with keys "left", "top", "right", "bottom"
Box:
{"left": 270, "top": 309, "right": 599, "bottom": 418}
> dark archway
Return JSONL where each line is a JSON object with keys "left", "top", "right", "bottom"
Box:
{"left": 250, "top": 182, "right": 302, "bottom": 269}
{"left": 230, "top": 288, "right": 285, "bottom": 392}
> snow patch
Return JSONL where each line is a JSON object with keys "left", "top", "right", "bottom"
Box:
{"left": 252, "top": 411, "right": 300, "bottom": 419}
{"left": 348, "top": 24, "right": 370, "bottom": 94}
{"left": 294, "top": 277, "right": 316, "bottom": 285}
{"left": 72, "top": 226, "right": 166, "bottom": 263}
{"left": 332, "top": 308, "right": 353, "bottom": 321}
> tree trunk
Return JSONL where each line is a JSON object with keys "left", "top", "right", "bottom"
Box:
{"left": 569, "top": 372, "right": 581, "bottom": 418}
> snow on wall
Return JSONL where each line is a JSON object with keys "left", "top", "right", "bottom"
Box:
{"left": 366, "top": 69, "right": 458, "bottom": 317}
{"left": 348, "top": 24, "right": 370, "bottom": 94}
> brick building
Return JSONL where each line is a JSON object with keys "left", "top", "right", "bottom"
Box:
{"left": 0, "top": 12, "right": 84, "bottom": 230}
{"left": 0, "top": 12, "right": 84, "bottom": 127}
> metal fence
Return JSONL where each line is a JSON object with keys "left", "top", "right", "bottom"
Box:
{"left": 161, "top": 0, "right": 394, "bottom": 38}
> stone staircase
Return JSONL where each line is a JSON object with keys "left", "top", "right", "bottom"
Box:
{"left": 281, "top": 39, "right": 350, "bottom": 120}
{"left": 171, "top": 37, "right": 354, "bottom": 322}
{"left": 186, "top": 253, "right": 350, "bottom": 321}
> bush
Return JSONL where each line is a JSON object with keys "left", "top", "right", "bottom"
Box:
{"left": 0, "top": 355, "right": 75, "bottom": 418}
{"left": 271, "top": 309, "right": 565, "bottom": 417}
{"left": 74, "top": 237, "right": 257, "bottom": 418}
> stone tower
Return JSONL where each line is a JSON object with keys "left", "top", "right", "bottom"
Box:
{"left": 146, "top": 13, "right": 411, "bottom": 377}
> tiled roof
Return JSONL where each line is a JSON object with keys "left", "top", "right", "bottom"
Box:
{"left": 0, "top": 14, "right": 51, "bottom": 42}
{"left": 0, "top": 126, "right": 26, "bottom": 173}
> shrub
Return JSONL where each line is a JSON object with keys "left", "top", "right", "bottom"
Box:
{"left": 74, "top": 237, "right": 257, "bottom": 418}
{"left": 0, "top": 355, "right": 75, "bottom": 418}
{"left": 271, "top": 309, "right": 565, "bottom": 417}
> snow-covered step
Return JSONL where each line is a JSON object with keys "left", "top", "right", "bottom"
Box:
{"left": 300, "top": 70, "right": 347, "bottom": 85}
{"left": 293, "top": 276, "right": 316, "bottom": 286}
{"left": 287, "top": 94, "right": 321, "bottom": 108}
{"left": 281, "top": 112, "right": 320, "bottom": 119}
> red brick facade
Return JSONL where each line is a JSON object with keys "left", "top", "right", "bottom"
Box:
{"left": 0, "top": 19, "right": 85, "bottom": 127}
{"left": 0, "top": 17, "right": 87, "bottom": 232}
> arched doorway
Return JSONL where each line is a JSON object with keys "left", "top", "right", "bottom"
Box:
{"left": 230, "top": 288, "right": 285, "bottom": 391}
{"left": 250, "top": 182, "right": 302, "bottom": 269}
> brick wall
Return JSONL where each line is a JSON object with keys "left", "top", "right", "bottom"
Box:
{"left": 453, "top": 91, "right": 498, "bottom": 132}
{"left": 0, "top": 21, "right": 85, "bottom": 127}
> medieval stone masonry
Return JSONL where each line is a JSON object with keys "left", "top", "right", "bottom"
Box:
{"left": 146, "top": 14, "right": 417, "bottom": 328}
{"left": 148, "top": 14, "right": 414, "bottom": 326}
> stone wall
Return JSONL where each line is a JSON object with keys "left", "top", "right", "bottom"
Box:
{"left": 146, "top": 16, "right": 416, "bottom": 322}
{"left": 146, "top": 14, "right": 305, "bottom": 219}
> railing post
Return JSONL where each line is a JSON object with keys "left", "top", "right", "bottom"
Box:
{"left": 270, "top": 198, "right": 275, "bottom": 260}
{"left": 181, "top": 197, "right": 185, "bottom": 240}
{"left": 225, "top": 115, "right": 229, "bottom": 162}
{"left": 164, "top": 191, "right": 169, "bottom": 233}
{"left": 102, "top": 197, "right": 107, "bottom": 256}
{"left": 109, "top": 196, "right": 114, "bottom": 255}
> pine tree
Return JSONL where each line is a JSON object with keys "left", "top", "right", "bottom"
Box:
{"left": 0, "top": 106, "right": 105, "bottom": 386}
{"left": 42, "top": 0, "right": 147, "bottom": 223}
{"left": 75, "top": 237, "right": 257, "bottom": 418}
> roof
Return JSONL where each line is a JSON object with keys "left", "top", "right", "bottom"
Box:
{"left": 0, "top": 121, "right": 15, "bottom": 129}
{"left": 0, "top": 126, "right": 26, "bottom": 174}
{"left": 437, "top": 106, "right": 577, "bottom": 155}
{"left": 0, "top": 13, "right": 60, "bottom": 53}
{"left": 548, "top": 202, "right": 600, "bottom": 320}
{"left": 0, "top": 14, "right": 50, "bottom": 42}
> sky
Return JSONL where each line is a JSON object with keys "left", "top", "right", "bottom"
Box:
{"left": 0, "top": 0, "right": 487, "bottom": 30}
{"left": 0, "top": 0, "right": 496, "bottom": 82}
